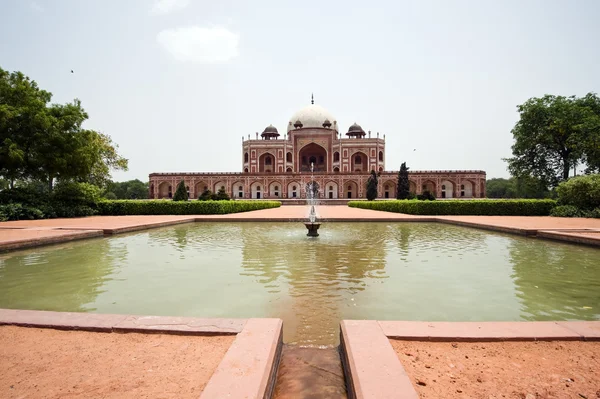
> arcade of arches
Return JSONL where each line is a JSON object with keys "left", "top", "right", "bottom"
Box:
{"left": 149, "top": 100, "right": 485, "bottom": 199}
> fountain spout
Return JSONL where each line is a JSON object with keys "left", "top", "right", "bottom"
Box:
{"left": 304, "top": 162, "right": 321, "bottom": 237}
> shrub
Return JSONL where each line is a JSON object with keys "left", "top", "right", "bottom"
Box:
{"left": 198, "top": 189, "right": 213, "bottom": 201}
{"left": 215, "top": 187, "right": 230, "bottom": 201}
{"left": 172, "top": 180, "right": 188, "bottom": 201}
{"left": 416, "top": 191, "right": 436, "bottom": 201}
{"left": 555, "top": 174, "right": 600, "bottom": 210}
{"left": 97, "top": 200, "right": 281, "bottom": 215}
{"left": 0, "top": 203, "right": 44, "bottom": 221}
{"left": 550, "top": 205, "right": 584, "bottom": 218}
{"left": 348, "top": 199, "right": 557, "bottom": 216}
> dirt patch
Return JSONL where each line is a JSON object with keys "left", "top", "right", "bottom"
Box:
{"left": 390, "top": 339, "right": 600, "bottom": 399}
{"left": 0, "top": 326, "right": 234, "bottom": 398}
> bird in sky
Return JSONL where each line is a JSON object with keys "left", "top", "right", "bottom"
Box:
{"left": 70, "top": 70, "right": 73, "bottom": 73}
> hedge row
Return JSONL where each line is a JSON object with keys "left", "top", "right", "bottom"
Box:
{"left": 97, "top": 200, "right": 281, "bottom": 215}
{"left": 348, "top": 199, "right": 557, "bottom": 216}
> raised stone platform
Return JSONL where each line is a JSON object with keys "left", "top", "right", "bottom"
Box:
{"left": 339, "top": 320, "right": 600, "bottom": 398}
{"left": 0, "top": 309, "right": 283, "bottom": 399}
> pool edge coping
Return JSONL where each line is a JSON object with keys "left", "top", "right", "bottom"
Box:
{"left": 0, "top": 309, "right": 283, "bottom": 399}
{"left": 339, "top": 320, "right": 600, "bottom": 398}
{"left": 2, "top": 214, "right": 599, "bottom": 252}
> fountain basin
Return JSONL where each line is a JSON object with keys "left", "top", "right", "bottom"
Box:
{"left": 304, "top": 222, "right": 321, "bottom": 237}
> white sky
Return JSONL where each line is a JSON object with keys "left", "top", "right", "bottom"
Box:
{"left": 2, "top": 0, "right": 599, "bottom": 181}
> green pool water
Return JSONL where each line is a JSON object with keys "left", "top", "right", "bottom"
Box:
{"left": 0, "top": 222, "right": 599, "bottom": 346}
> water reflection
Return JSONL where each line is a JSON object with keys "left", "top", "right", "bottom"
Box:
{"left": 0, "top": 239, "right": 125, "bottom": 312}
{"left": 0, "top": 222, "right": 598, "bottom": 347}
{"left": 508, "top": 239, "right": 600, "bottom": 320}
{"left": 239, "top": 223, "right": 388, "bottom": 345}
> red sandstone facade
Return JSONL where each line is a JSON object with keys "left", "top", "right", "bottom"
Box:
{"left": 149, "top": 101, "right": 486, "bottom": 200}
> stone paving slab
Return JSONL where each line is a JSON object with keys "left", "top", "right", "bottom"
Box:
{"left": 557, "top": 321, "right": 600, "bottom": 341}
{"left": 537, "top": 230, "right": 600, "bottom": 247}
{"left": 378, "top": 321, "right": 585, "bottom": 341}
{"left": 201, "top": 318, "right": 283, "bottom": 399}
{"left": 340, "top": 320, "right": 418, "bottom": 399}
{"left": 437, "top": 215, "right": 600, "bottom": 233}
{"left": 0, "top": 228, "right": 103, "bottom": 252}
{"left": 0, "top": 215, "right": 196, "bottom": 234}
{"left": 113, "top": 314, "right": 245, "bottom": 335}
{"left": 0, "top": 309, "right": 128, "bottom": 332}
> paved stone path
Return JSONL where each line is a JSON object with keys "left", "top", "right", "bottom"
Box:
{"left": 1, "top": 205, "right": 600, "bottom": 250}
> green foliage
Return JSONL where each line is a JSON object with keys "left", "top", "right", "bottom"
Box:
{"left": 215, "top": 186, "right": 230, "bottom": 201}
{"left": 348, "top": 199, "right": 557, "bottom": 216}
{"left": 555, "top": 174, "right": 600, "bottom": 210}
{"left": 505, "top": 93, "right": 600, "bottom": 187}
{"left": 396, "top": 162, "right": 410, "bottom": 199}
{"left": 0, "top": 67, "right": 127, "bottom": 190}
{"left": 486, "top": 177, "right": 551, "bottom": 199}
{"left": 416, "top": 191, "right": 436, "bottom": 201}
{"left": 366, "top": 170, "right": 378, "bottom": 201}
{"left": 550, "top": 205, "right": 585, "bottom": 218}
{"left": 0, "top": 182, "right": 102, "bottom": 219}
{"left": 198, "top": 189, "right": 213, "bottom": 201}
{"left": 172, "top": 180, "right": 188, "bottom": 201}
{"left": 106, "top": 179, "right": 148, "bottom": 199}
{"left": 0, "top": 203, "right": 44, "bottom": 221}
{"left": 97, "top": 200, "right": 281, "bottom": 215}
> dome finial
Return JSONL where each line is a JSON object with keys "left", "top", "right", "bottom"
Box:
{"left": 311, "top": 93, "right": 314, "bottom": 105}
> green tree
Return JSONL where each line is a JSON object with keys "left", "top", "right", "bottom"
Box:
{"left": 172, "top": 180, "right": 188, "bottom": 201}
{"left": 396, "top": 162, "right": 410, "bottom": 199}
{"left": 106, "top": 179, "right": 148, "bottom": 199}
{"left": 486, "top": 177, "right": 550, "bottom": 199}
{"left": 0, "top": 67, "right": 127, "bottom": 191}
{"left": 506, "top": 93, "right": 600, "bottom": 187}
{"left": 366, "top": 170, "right": 378, "bottom": 200}
{"left": 0, "top": 68, "right": 52, "bottom": 186}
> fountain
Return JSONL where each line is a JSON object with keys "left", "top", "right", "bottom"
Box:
{"left": 304, "top": 163, "right": 321, "bottom": 237}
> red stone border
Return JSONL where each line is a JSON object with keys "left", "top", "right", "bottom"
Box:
{"left": 0, "top": 229, "right": 103, "bottom": 252}
{"left": 340, "top": 320, "right": 418, "bottom": 399}
{"left": 339, "top": 320, "right": 600, "bottom": 398}
{"left": 0, "top": 309, "right": 283, "bottom": 398}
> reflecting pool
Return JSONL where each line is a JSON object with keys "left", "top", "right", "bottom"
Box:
{"left": 1, "top": 222, "right": 599, "bottom": 346}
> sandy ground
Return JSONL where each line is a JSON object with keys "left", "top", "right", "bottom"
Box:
{"left": 0, "top": 326, "right": 234, "bottom": 399}
{"left": 390, "top": 340, "right": 600, "bottom": 399}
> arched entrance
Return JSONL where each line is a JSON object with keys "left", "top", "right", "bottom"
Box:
{"left": 287, "top": 181, "right": 300, "bottom": 198}
{"left": 232, "top": 181, "right": 244, "bottom": 199}
{"left": 250, "top": 182, "right": 263, "bottom": 199}
{"left": 325, "top": 181, "right": 338, "bottom": 199}
{"left": 269, "top": 181, "right": 282, "bottom": 198}
{"left": 460, "top": 181, "right": 474, "bottom": 198}
{"left": 158, "top": 182, "right": 171, "bottom": 199}
{"left": 383, "top": 181, "right": 397, "bottom": 199}
{"left": 441, "top": 180, "right": 454, "bottom": 199}
{"left": 345, "top": 181, "right": 359, "bottom": 199}
{"left": 259, "top": 153, "right": 275, "bottom": 173}
{"left": 421, "top": 180, "right": 436, "bottom": 196}
{"left": 409, "top": 181, "right": 417, "bottom": 194}
{"left": 195, "top": 181, "right": 209, "bottom": 198}
{"left": 298, "top": 143, "right": 327, "bottom": 172}
{"left": 352, "top": 152, "right": 368, "bottom": 172}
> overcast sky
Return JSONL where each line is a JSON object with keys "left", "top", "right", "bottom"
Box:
{"left": 2, "top": 0, "right": 599, "bottom": 181}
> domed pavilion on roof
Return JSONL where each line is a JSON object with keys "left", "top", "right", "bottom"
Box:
{"left": 149, "top": 97, "right": 486, "bottom": 201}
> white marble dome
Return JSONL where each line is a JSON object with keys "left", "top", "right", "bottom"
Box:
{"left": 287, "top": 104, "right": 337, "bottom": 132}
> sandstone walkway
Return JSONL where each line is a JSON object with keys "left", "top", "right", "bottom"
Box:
{"left": 1, "top": 205, "right": 600, "bottom": 251}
